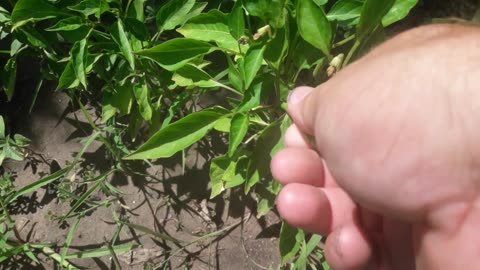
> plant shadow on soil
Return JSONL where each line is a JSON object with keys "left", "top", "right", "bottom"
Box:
{"left": 2, "top": 85, "right": 282, "bottom": 269}
{"left": 2, "top": 0, "right": 480, "bottom": 269}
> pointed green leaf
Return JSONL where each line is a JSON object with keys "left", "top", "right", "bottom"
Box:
{"left": 357, "top": 0, "right": 395, "bottom": 40}
{"left": 297, "top": 0, "right": 332, "bottom": 56}
{"left": 127, "top": 0, "right": 146, "bottom": 21}
{"left": 240, "top": 44, "right": 266, "bottom": 90}
{"left": 7, "top": 167, "right": 69, "bottom": 204}
{"left": 177, "top": 10, "right": 239, "bottom": 52}
{"left": 111, "top": 20, "right": 135, "bottom": 70}
{"left": 227, "top": 56, "right": 243, "bottom": 92}
{"left": 133, "top": 79, "right": 152, "bottom": 121}
{"left": 327, "top": 0, "right": 363, "bottom": 22}
{"left": 228, "top": 2, "right": 245, "bottom": 40}
{"left": 65, "top": 243, "right": 136, "bottom": 259}
{"left": 135, "top": 38, "right": 214, "bottom": 71}
{"left": 228, "top": 114, "right": 249, "bottom": 156}
{"left": 2, "top": 57, "right": 16, "bottom": 101}
{"left": 172, "top": 64, "right": 235, "bottom": 91}
{"left": 209, "top": 155, "right": 230, "bottom": 199}
{"left": 11, "top": 0, "right": 70, "bottom": 28}
{"left": 124, "top": 18, "right": 150, "bottom": 41}
{"left": 279, "top": 222, "right": 304, "bottom": 264}
{"left": 382, "top": 0, "right": 418, "bottom": 26}
{"left": 156, "top": 0, "right": 195, "bottom": 31}
{"left": 243, "top": 0, "right": 287, "bottom": 28}
{"left": 0, "top": 116, "right": 4, "bottom": 138}
{"left": 46, "top": 16, "right": 85, "bottom": 31}
{"left": 13, "top": 134, "right": 31, "bottom": 147}
{"left": 71, "top": 39, "right": 88, "bottom": 88}
{"left": 125, "top": 107, "right": 229, "bottom": 159}
{"left": 68, "top": 0, "right": 110, "bottom": 18}
{"left": 264, "top": 26, "right": 289, "bottom": 69}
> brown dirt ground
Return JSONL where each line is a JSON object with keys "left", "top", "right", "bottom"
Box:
{"left": 2, "top": 0, "right": 479, "bottom": 269}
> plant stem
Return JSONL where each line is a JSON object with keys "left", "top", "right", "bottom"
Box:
{"left": 333, "top": 35, "right": 356, "bottom": 48}
{"left": 343, "top": 40, "right": 361, "bottom": 68}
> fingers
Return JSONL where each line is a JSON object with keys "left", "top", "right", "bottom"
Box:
{"left": 325, "top": 223, "right": 374, "bottom": 270}
{"left": 277, "top": 183, "right": 374, "bottom": 269}
{"left": 272, "top": 146, "right": 338, "bottom": 188}
{"left": 287, "top": 86, "right": 317, "bottom": 135}
{"left": 276, "top": 183, "right": 357, "bottom": 236}
{"left": 284, "top": 124, "right": 311, "bottom": 148}
{"left": 271, "top": 148, "right": 325, "bottom": 187}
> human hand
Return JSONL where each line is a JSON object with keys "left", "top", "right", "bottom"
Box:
{"left": 271, "top": 24, "right": 480, "bottom": 270}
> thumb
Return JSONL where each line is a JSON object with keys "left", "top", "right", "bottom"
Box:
{"left": 287, "top": 85, "right": 326, "bottom": 136}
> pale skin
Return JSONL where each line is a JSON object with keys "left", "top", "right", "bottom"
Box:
{"left": 270, "top": 24, "right": 480, "bottom": 270}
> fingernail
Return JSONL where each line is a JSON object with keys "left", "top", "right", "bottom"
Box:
{"left": 287, "top": 86, "right": 313, "bottom": 104}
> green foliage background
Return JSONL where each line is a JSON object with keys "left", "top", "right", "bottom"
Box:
{"left": 0, "top": 0, "right": 418, "bottom": 268}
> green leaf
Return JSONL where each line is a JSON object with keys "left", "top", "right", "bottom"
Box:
{"left": 297, "top": 234, "right": 322, "bottom": 269}
{"left": 127, "top": 0, "right": 146, "bottom": 21}
{"left": 297, "top": 0, "right": 332, "bottom": 56}
{"left": 135, "top": 38, "right": 214, "bottom": 71}
{"left": 264, "top": 26, "right": 289, "bottom": 69}
{"left": 188, "top": 2, "right": 209, "bottom": 18}
{"left": 357, "top": 0, "right": 395, "bottom": 40}
{"left": 133, "top": 78, "right": 152, "bottom": 121}
{"left": 124, "top": 18, "right": 150, "bottom": 41}
{"left": 65, "top": 243, "right": 136, "bottom": 259}
{"left": 71, "top": 39, "right": 88, "bottom": 88}
{"left": 122, "top": 222, "right": 180, "bottom": 242}
{"left": 13, "top": 134, "right": 31, "bottom": 147}
{"left": 125, "top": 107, "right": 229, "bottom": 160}
{"left": 314, "top": 0, "right": 328, "bottom": 5}
{"left": 228, "top": 114, "right": 249, "bottom": 157}
{"left": 213, "top": 117, "right": 231, "bottom": 133}
{"left": 327, "top": 0, "right": 363, "bottom": 22}
{"left": 178, "top": 10, "right": 239, "bottom": 52}
{"left": 46, "top": 16, "right": 85, "bottom": 31}
{"left": 11, "top": 0, "right": 70, "bottom": 29}
{"left": 236, "top": 80, "right": 263, "bottom": 113}
{"left": 7, "top": 167, "right": 69, "bottom": 204}
{"left": 102, "top": 84, "right": 133, "bottom": 122}
{"left": 240, "top": 44, "right": 266, "bottom": 90}
{"left": 110, "top": 19, "right": 135, "bottom": 70}
{"left": 60, "top": 171, "right": 109, "bottom": 222}
{"left": 228, "top": 1, "right": 245, "bottom": 40}
{"left": 156, "top": 0, "right": 195, "bottom": 31}
{"left": 68, "top": 0, "right": 110, "bottom": 18}
{"left": 0, "top": 6, "right": 10, "bottom": 23}
{"left": 172, "top": 64, "right": 235, "bottom": 91}
{"left": 0, "top": 116, "right": 4, "bottom": 138}
{"left": 382, "top": 0, "right": 418, "bottom": 26}
{"left": 227, "top": 56, "right": 243, "bottom": 92}
{"left": 245, "top": 120, "right": 281, "bottom": 193}
{"left": 2, "top": 57, "right": 16, "bottom": 101}
{"left": 243, "top": 0, "right": 287, "bottom": 28}
{"left": 209, "top": 155, "right": 230, "bottom": 199}
{"left": 16, "top": 25, "right": 49, "bottom": 48}
{"left": 279, "top": 222, "right": 304, "bottom": 264}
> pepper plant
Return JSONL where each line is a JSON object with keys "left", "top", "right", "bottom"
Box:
{"left": 0, "top": 0, "right": 418, "bottom": 268}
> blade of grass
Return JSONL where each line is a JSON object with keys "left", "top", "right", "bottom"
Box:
{"left": 122, "top": 222, "right": 181, "bottom": 243}
{"left": 60, "top": 169, "right": 114, "bottom": 223}
{"left": 23, "top": 245, "right": 40, "bottom": 264}
{"left": 156, "top": 216, "right": 247, "bottom": 269}
{"left": 29, "top": 79, "right": 43, "bottom": 113}
{"left": 106, "top": 240, "right": 122, "bottom": 270}
{"left": 61, "top": 216, "right": 81, "bottom": 265}
{"left": 6, "top": 167, "right": 70, "bottom": 204}
{"left": 41, "top": 246, "right": 79, "bottom": 270}
{"left": 65, "top": 243, "right": 136, "bottom": 259}
{"left": 0, "top": 245, "right": 24, "bottom": 263}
